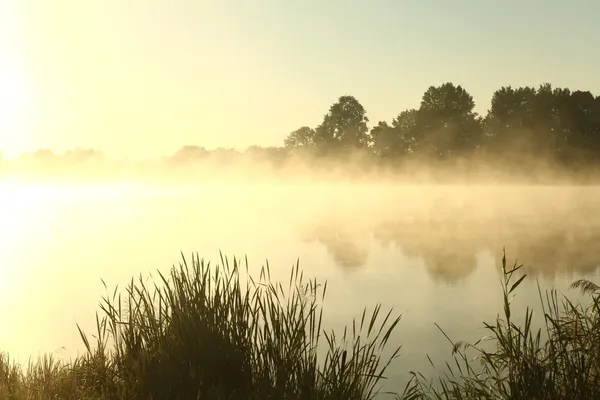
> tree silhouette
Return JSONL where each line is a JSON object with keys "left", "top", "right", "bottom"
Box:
{"left": 63, "top": 148, "right": 105, "bottom": 164}
{"left": 370, "top": 121, "right": 392, "bottom": 158}
{"left": 414, "top": 82, "right": 483, "bottom": 158}
{"left": 169, "top": 145, "right": 209, "bottom": 165}
{"left": 244, "top": 145, "right": 287, "bottom": 167}
{"left": 283, "top": 126, "right": 316, "bottom": 152}
{"left": 482, "top": 84, "right": 600, "bottom": 166}
{"left": 313, "top": 95, "right": 370, "bottom": 153}
{"left": 484, "top": 84, "right": 556, "bottom": 159}
{"left": 558, "top": 90, "right": 600, "bottom": 163}
{"left": 371, "top": 109, "right": 417, "bottom": 159}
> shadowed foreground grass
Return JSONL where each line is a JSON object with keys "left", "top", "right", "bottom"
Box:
{"left": 1, "top": 252, "right": 599, "bottom": 399}
{"left": 403, "top": 253, "right": 600, "bottom": 400}
{"left": 0, "top": 255, "right": 401, "bottom": 400}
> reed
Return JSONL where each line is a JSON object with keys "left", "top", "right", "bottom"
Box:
{"left": 1, "top": 253, "right": 401, "bottom": 400}
{"left": 403, "top": 250, "right": 600, "bottom": 399}
{"left": 1, "top": 250, "right": 599, "bottom": 399}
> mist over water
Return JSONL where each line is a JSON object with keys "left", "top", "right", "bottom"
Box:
{"left": 1, "top": 179, "right": 599, "bottom": 391}
{"left": 2, "top": 2, "right": 600, "bottom": 394}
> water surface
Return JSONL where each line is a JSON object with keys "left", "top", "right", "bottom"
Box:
{"left": 1, "top": 182, "right": 599, "bottom": 392}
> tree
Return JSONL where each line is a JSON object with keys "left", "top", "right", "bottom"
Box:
{"left": 370, "top": 121, "right": 392, "bottom": 158}
{"left": 283, "top": 126, "right": 316, "bottom": 150}
{"left": 313, "top": 95, "right": 370, "bottom": 152}
{"left": 414, "top": 83, "right": 482, "bottom": 157}
{"left": 559, "top": 90, "right": 600, "bottom": 161}
{"left": 245, "top": 145, "right": 287, "bottom": 166}
{"left": 391, "top": 109, "right": 419, "bottom": 153}
{"left": 32, "top": 149, "right": 56, "bottom": 161}
{"left": 483, "top": 85, "right": 538, "bottom": 156}
{"left": 63, "top": 148, "right": 104, "bottom": 164}
{"left": 371, "top": 109, "right": 417, "bottom": 159}
{"left": 482, "top": 83, "right": 595, "bottom": 162}
{"left": 169, "top": 145, "right": 209, "bottom": 165}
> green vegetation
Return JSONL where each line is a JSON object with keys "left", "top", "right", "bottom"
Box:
{"left": 1, "top": 251, "right": 599, "bottom": 399}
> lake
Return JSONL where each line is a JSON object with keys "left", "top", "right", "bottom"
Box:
{"left": 1, "top": 182, "right": 599, "bottom": 393}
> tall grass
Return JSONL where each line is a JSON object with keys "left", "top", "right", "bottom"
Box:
{"left": 0, "top": 254, "right": 401, "bottom": 400}
{"left": 404, "top": 250, "right": 600, "bottom": 399}
{"left": 1, "top": 251, "right": 599, "bottom": 399}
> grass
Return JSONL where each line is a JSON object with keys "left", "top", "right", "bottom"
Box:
{"left": 402, "top": 251, "right": 600, "bottom": 400}
{"left": 0, "top": 251, "right": 599, "bottom": 399}
{"left": 1, "top": 254, "right": 400, "bottom": 400}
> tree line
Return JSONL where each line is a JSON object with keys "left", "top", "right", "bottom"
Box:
{"left": 3, "top": 81, "right": 599, "bottom": 179}
{"left": 284, "top": 82, "right": 600, "bottom": 167}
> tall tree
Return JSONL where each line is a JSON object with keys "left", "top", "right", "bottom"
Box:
{"left": 414, "top": 83, "right": 482, "bottom": 157}
{"left": 314, "top": 95, "right": 370, "bottom": 152}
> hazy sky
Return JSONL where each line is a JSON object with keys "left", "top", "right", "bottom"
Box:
{"left": 0, "top": 0, "right": 599, "bottom": 159}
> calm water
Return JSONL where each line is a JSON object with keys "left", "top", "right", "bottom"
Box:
{"left": 1, "top": 182, "right": 599, "bottom": 393}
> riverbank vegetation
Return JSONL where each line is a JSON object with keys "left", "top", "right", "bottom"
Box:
{"left": 1, "top": 251, "right": 599, "bottom": 399}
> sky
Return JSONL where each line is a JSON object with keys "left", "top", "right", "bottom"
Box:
{"left": 0, "top": 0, "right": 599, "bottom": 160}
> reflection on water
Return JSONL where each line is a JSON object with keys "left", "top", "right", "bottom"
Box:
{"left": 296, "top": 185, "right": 600, "bottom": 280}
{"left": 0, "top": 183, "right": 599, "bottom": 391}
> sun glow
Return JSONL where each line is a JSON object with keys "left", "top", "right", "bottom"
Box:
{"left": 0, "top": 2, "right": 31, "bottom": 160}
{"left": 0, "top": 58, "right": 31, "bottom": 159}
{"left": 0, "top": 181, "right": 147, "bottom": 264}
